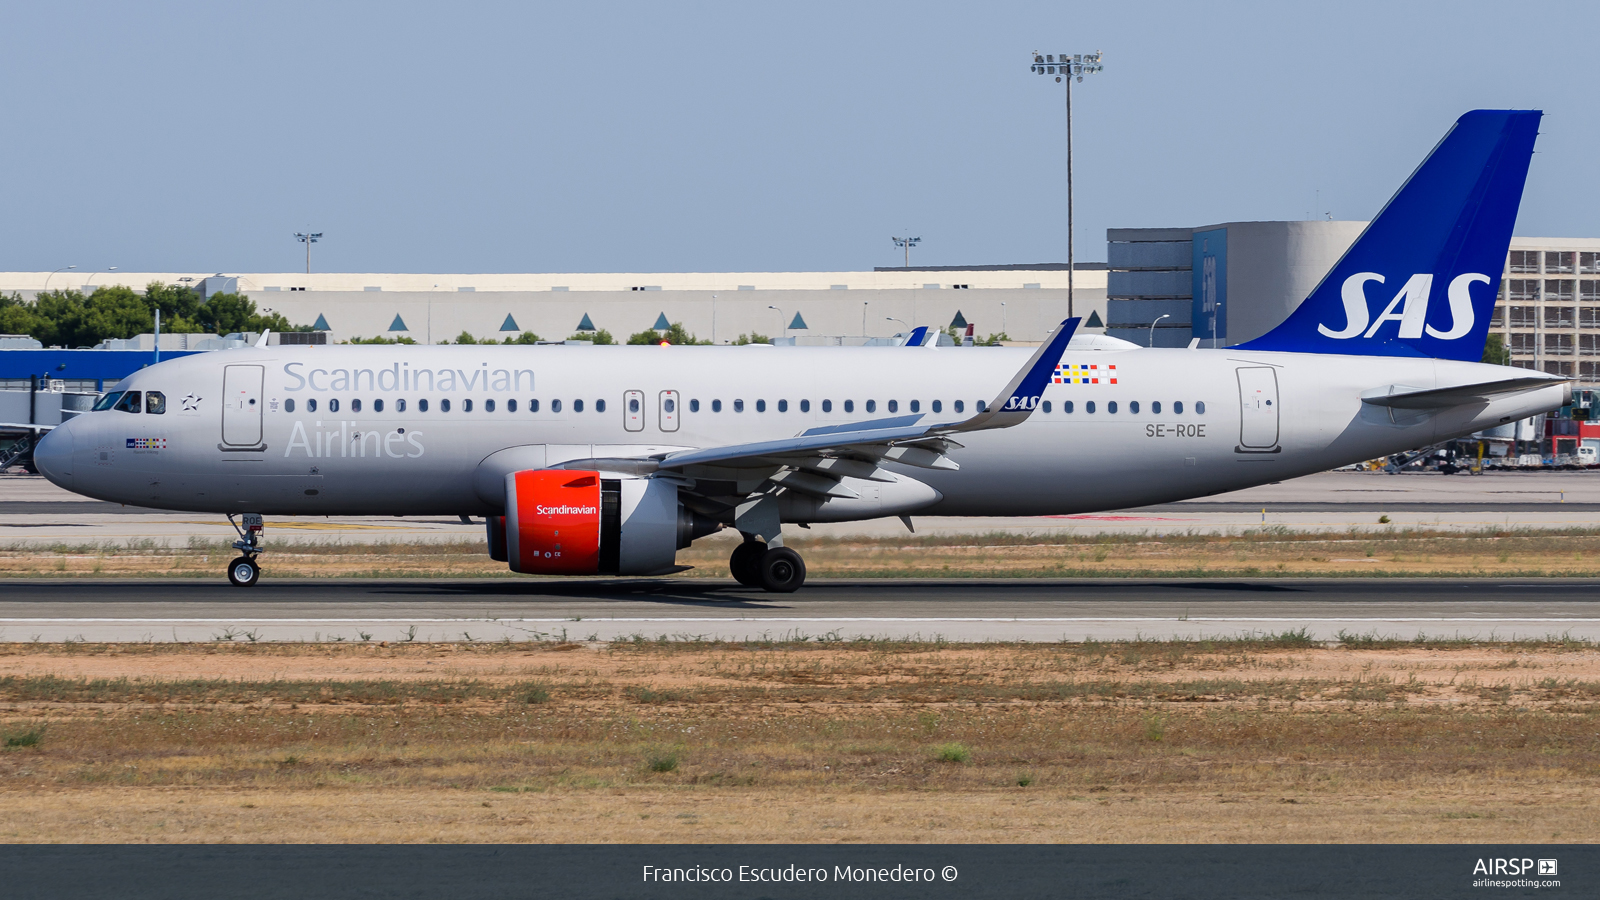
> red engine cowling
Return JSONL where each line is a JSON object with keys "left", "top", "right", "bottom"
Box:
{"left": 503, "top": 470, "right": 720, "bottom": 576}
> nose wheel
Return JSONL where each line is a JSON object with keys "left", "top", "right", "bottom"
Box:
{"left": 728, "top": 541, "right": 807, "bottom": 593}
{"left": 226, "top": 513, "right": 265, "bottom": 587}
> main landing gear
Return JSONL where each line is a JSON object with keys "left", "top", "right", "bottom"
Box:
{"left": 226, "top": 513, "right": 264, "bottom": 587}
{"left": 729, "top": 539, "right": 806, "bottom": 593}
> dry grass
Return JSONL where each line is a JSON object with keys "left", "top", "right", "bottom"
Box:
{"left": 8, "top": 525, "right": 1600, "bottom": 578}
{"left": 3, "top": 638, "right": 1600, "bottom": 842}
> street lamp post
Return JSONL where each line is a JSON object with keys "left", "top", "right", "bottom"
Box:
{"left": 891, "top": 235, "right": 921, "bottom": 268}
{"left": 43, "top": 265, "right": 76, "bottom": 293}
{"left": 295, "top": 232, "right": 322, "bottom": 275}
{"left": 1149, "top": 313, "right": 1170, "bottom": 347}
{"left": 83, "top": 267, "right": 117, "bottom": 294}
{"left": 767, "top": 305, "right": 786, "bottom": 339}
{"left": 1001, "top": 301, "right": 1007, "bottom": 337}
{"left": 1030, "top": 50, "right": 1104, "bottom": 318}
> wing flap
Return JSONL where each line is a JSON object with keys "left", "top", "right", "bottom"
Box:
{"left": 1361, "top": 375, "right": 1568, "bottom": 409}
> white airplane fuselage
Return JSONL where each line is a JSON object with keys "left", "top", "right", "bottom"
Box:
{"left": 37, "top": 342, "right": 1565, "bottom": 519}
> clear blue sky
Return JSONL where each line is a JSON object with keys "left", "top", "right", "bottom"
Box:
{"left": 3, "top": 1, "right": 1594, "bottom": 274}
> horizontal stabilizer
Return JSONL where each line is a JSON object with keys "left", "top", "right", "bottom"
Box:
{"left": 1360, "top": 375, "right": 1568, "bottom": 409}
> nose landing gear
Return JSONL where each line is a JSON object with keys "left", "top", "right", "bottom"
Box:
{"left": 226, "top": 513, "right": 264, "bottom": 587}
{"left": 728, "top": 539, "right": 807, "bottom": 593}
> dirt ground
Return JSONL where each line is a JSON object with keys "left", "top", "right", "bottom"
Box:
{"left": 10, "top": 526, "right": 1600, "bottom": 579}
{"left": 3, "top": 639, "right": 1599, "bottom": 843}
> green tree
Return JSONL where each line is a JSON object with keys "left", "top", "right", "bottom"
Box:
{"left": 501, "top": 331, "right": 544, "bottom": 344}
{"left": 450, "top": 331, "right": 481, "bottom": 345}
{"left": 627, "top": 322, "right": 708, "bottom": 345}
{"left": 732, "top": 332, "right": 770, "bottom": 345}
{"left": 569, "top": 328, "right": 615, "bottom": 345}
{"left": 342, "top": 335, "right": 417, "bottom": 344}
{"left": 1482, "top": 333, "right": 1511, "bottom": 366}
{"left": 980, "top": 331, "right": 1010, "bottom": 346}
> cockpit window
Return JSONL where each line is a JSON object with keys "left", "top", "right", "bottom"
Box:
{"left": 145, "top": 391, "right": 166, "bottom": 415}
{"left": 92, "top": 391, "right": 124, "bottom": 412}
{"left": 112, "top": 391, "right": 142, "bottom": 413}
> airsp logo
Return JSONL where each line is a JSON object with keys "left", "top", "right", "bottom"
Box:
{"left": 1318, "top": 272, "right": 1490, "bottom": 341}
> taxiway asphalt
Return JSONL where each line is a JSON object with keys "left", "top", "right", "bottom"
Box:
{"left": 2, "top": 577, "right": 1596, "bottom": 643}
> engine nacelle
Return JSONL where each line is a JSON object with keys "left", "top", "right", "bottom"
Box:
{"left": 504, "top": 470, "right": 719, "bottom": 576}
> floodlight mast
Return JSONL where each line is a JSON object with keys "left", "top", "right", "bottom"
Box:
{"left": 891, "top": 235, "right": 921, "bottom": 268}
{"left": 295, "top": 232, "right": 323, "bottom": 275}
{"left": 1030, "top": 50, "right": 1103, "bottom": 318}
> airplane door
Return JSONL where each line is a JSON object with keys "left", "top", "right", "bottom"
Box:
{"left": 221, "top": 365, "right": 265, "bottom": 447}
{"left": 623, "top": 390, "right": 645, "bottom": 432}
{"left": 1236, "top": 366, "right": 1280, "bottom": 451}
{"left": 659, "top": 390, "right": 679, "bottom": 432}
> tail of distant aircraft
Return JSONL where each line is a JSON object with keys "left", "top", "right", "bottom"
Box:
{"left": 1237, "top": 109, "right": 1541, "bottom": 362}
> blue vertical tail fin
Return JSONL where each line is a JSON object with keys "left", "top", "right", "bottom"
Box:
{"left": 1237, "top": 110, "right": 1541, "bottom": 361}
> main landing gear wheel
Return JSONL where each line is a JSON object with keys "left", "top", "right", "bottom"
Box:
{"left": 757, "top": 546, "right": 806, "bottom": 593}
{"left": 729, "top": 541, "right": 765, "bottom": 587}
{"left": 227, "top": 556, "right": 261, "bottom": 587}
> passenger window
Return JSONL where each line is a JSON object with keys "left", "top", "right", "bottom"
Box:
{"left": 910, "top": 400, "right": 920, "bottom": 413}
{"left": 932, "top": 400, "right": 942, "bottom": 413}
{"left": 1174, "top": 401, "right": 1183, "bottom": 414}
{"left": 866, "top": 400, "right": 877, "bottom": 413}
{"left": 145, "top": 391, "right": 166, "bottom": 414}
{"left": 844, "top": 400, "right": 854, "bottom": 413}
{"left": 953, "top": 400, "right": 963, "bottom": 413}
{"left": 1196, "top": 401, "right": 1206, "bottom": 414}
{"left": 1086, "top": 401, "right": 1096, "bottom": 413}
{"left": 662, "top": 398, "right": 673, "bottom": 413}
{"left": 92, "top": 391, "right": 123, "bottom": 412}
{"left": 1129, "top": 401, "right": 1139, "bottom": 414}
{"left": 689, "top": 399, "right": 699, "bottom": 412}
{"left": 822, "top": 400, "right": 832, "bottom": 413}
{"left": 573, "top": 399, "right": 582, "bottom": 412}
{"left": 530, "top": 399, "right": 538, "bottom": 412}
{"left": 506, "top": 399, "right": 516, "bottom": 412}
{"left": 551, "top": 399, "right": 561, "bottom": 413}
{"left": 441, "top": 399, "right": 451, "bottom": 412}
{"left": 113, "top": 391, "right": 142, "bottom": 413}
{"left": 285, "top": 398, "right": 296, "bottom": 413}
{"left": 1151, "top": 401, "right": 1161, "bottom": 414}
{"left": 628, "top": 397, "right": 640, "bottom": 413}
{"left": 485, "top": 399, "right": 495, "bottom": 412}
{"left": 375, "top": 399, "right": 385, "bottom": 413}
{"left": 1042, "top": 400, "right": 1051, "bottom": 413}
{"left": 756, "top": 399, "right": 766, "bottom": 412}
{"left": 352, "top": 399, "right": 363, "bottom": 413}
{"left": 976, "top": 400, "right": 987, "bottom": 412}
{"left": 307, "top": 398, "right": 318, "bottom": 413}
{"left": 777, "top": 399, "right": 787, "bottom": 412}
{"left": 1108, "top": 401, "right": 1118, "bottom": 414}
{"left": 398, "top": 399, "right": 407, "bottom": 412}
{"left": 886, "top": 400, "right": 897, "bottom": 413}
{"left": 596, "top": 399, "right": 605, "bottom": 412}
{"left": 418, "top": 399, "right": 428, "bottom": 412}
{"left": 712, "top": 399, "right": 722, "bottom": 412}
{"left": 464, "top": 399, "right": 474, "bottom": 412}
{"left": 1064, "top": 400, "right": 1074, "bottom": 413}
{"left": 329, "top": 398, "right": 341, "bottom": 413}
{"left": 733, "top": 399, "right": 744, "bottom": 412}
{"left": 800, "top": 399, "right": 810, "bottom": 413}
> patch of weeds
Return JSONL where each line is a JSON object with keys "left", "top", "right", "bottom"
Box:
{"left": 646, "top": 748, "right": 682, "bottom": 773}
{"left": 932, "top": 742, "right": 971, "bottom": 763}
{"left": 277, "top": 755, "right": 302, "bottom": 768}
{"left": 628, "top": 686, "right": 687, "bottom": 704}
{"left": 523, "top": 684, "right": 552, "bottom": 704}
{"left": 1143, "top": 715, "right": 1167, "bottom": 743}
{"left": 4, "top": 726, "right": 45, "bottom": 749}
{"left": 1015, "top": 772, "right": 1034, "bottom": 787}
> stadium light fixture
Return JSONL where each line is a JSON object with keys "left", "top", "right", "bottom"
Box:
{"left": 891, "top": 235, "right": 921, "bottom": 268}
{"left": 295, "top": 232, "right": 323, "bottom": 275}
{"left": 1029, "top": 50, "right": 1104, "bottom": 317}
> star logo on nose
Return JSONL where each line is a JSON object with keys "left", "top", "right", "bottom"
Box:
{"left": 180, "top": 393, "right": 201, "bottom": 411}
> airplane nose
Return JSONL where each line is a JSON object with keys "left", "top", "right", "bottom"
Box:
{"left": 33, "top": 422, "right": 74, "bottom": 490}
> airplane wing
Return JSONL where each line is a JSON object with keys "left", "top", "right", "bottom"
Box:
{"left": 551, "top": 319, "right": 1080, "bottom": 527}
{"left": 1361, "top": 375, "right": 1568, "bottom": 409}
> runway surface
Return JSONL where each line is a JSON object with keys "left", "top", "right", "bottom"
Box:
{"left": 3, "top": 577, "right": 1597, "bottom": 643}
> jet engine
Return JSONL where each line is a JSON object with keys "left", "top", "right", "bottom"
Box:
{"left": 500, "top": 470, "right": 719, "bottom": 576}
